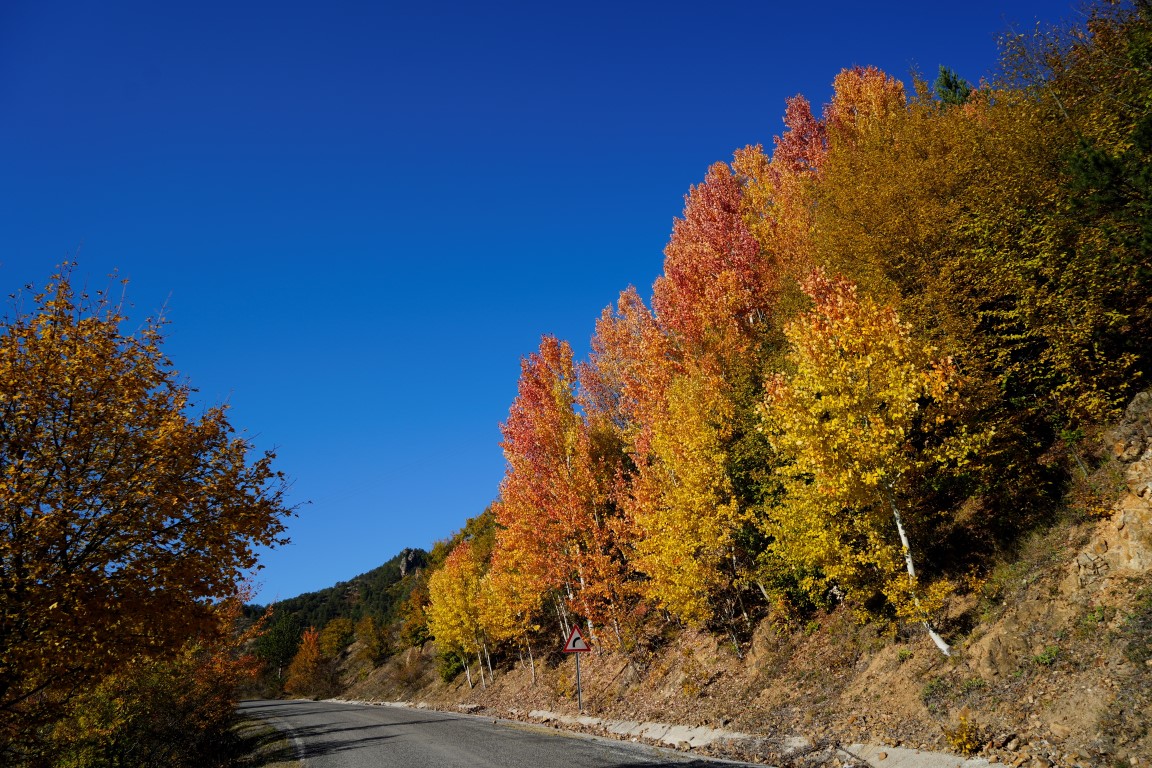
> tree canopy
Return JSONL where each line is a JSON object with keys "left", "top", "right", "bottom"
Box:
{"left": 0, "top": 269, "right": 292, "bottom": 749}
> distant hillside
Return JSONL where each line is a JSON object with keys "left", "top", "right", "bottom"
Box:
{"left": 250, "top": 547, "right": 427, "bottom": 629}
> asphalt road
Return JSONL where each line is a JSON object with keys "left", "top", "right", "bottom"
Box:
{"left": 239, "top": 699, "right": 763, "bottom": 768}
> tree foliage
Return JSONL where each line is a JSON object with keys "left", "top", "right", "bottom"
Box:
{"left": 760, "top": 271, "right": 978, "bottom": 640}
{"left": 45, "top": 597, "right": 264, "bottom": 768}
{"left": 354, "top": 615, "right": 387, "bottom": 666}
{"left": 494, "top": 336, "right": 632, "bottom": 641}
{"left": 319, "top": 617, "right": 355, "bottom": 658}
{"left": 284, "top": 626, "right": 334, "bottom": 699}
{"left": 0, "top": 269, "right": 291, "bottom": 750}
{"left": 426, "top": 541, "right": 486, "bottom": 664}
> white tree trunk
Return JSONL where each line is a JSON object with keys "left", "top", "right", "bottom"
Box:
{"left": 885, "top": 486, "right": 952, "bottom": 656}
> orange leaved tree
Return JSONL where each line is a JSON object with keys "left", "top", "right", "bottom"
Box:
{"left": 0, "top": 268, "right": 291, "bottom": 752}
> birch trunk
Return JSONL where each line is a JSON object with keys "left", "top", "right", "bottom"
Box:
{"left": 885, "top": 485, "right": 951, "bottom": 656}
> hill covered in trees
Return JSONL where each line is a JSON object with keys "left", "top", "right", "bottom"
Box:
{"left": 252, "top": 547, "right": 428, "bottom": 629}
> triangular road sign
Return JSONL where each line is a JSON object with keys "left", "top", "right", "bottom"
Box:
{"left": 562, "top": 624, "right": 591, "bottom": 653}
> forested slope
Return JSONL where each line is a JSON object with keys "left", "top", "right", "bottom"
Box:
{"left": 264, "top": 2, "right": 1152, "bottom": 764}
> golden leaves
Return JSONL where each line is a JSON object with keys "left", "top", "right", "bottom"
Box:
{"left": 0, "top": 268, "right": 291, "bottom": 740}
{"left": 760, "top": 269, "right": 970, "bottom": 610}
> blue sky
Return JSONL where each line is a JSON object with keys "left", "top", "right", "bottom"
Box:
{"left": 1, "top": 0, "right": 1073, "bottom": 602}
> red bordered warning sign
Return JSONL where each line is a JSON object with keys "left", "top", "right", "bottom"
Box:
{"left": 562, "top": 624, "right": 591, "bottom": 653}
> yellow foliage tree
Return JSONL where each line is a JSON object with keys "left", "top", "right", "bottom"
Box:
{"left": 284, "top": 627, "right": 330, "bottom": 699}
{"left": 426, "top": 541, "right": 487, "bottom": 687}
{"left": 47, "top": 595, "right": 266, "bottom": 768}
{"left": 318, "top": 617, "right": 355, "bottom": 658}
{"left": 632, "top": 365, "right": 744, "bottom": 626}
{"left": 477, "top": 556, "right": 543, "bottom": 681}
{"left": 761, "top": 270, "right": 978, "bottom": 654}
{"left": 354, "top": 615, "right": 386, "bottom": 666}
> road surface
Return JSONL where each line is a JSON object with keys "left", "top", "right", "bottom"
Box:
{"left": 239, "top": 699, "right": 763, "bottom": 768}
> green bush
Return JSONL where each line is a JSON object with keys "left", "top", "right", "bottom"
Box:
{"left": 436, "top": 651, "right": 465, "bottom": 683}
{"left": 45, "top": 647, "right": 249, "bottom": 768}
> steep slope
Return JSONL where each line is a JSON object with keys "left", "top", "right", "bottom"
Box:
{"left": 339, "top": 394, "right": 1152, "bottom": 767}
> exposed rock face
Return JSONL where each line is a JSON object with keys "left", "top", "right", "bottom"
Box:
{"left": 1106, "top": 390, "right": 1152, "bottom": 465}
{"left": 398, "top": 548, "right": 424, "bottom": 578}
{"left": 968, "top": 390, "right": 1152, "bottom": 682}
{"left": 1083, "top": 390, "right": 1152, "bottom": 580}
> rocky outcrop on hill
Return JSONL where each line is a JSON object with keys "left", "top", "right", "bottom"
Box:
{"left": 1087, "top": 390, "right": 1152, "bottom": 578}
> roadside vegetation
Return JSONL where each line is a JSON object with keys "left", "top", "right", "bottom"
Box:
{"left": 0, "top": 271, "right": 293, "bottom": 766}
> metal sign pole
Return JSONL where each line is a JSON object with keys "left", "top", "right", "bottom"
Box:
{"left": 563, "top": 624, "right": 589, "bottom": 714}
{"left": 575, "top": 651, "right": 582, "bottom": 713}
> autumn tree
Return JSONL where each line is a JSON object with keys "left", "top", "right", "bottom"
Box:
{"left": 652, "top": 161, "right": 776, "bottom": 363}
{"left": 426, "top": 541, "right": 487, "bottom": 687}
{"left": 47, "top": 596, "right": 266, "bottom": 768}
{"left": 0, "top": 269, "right": 291, "bottom": 750}
{"left": 398, "top": 579, "right": 432, "bottom": 648}
{"left": 630, "top": 364, "right": 746, "bottom": 626}
{"left": 622, "top": 158, "right": 784, "bottom": 632}
{"left": 477, "top": 555, "right": 544, "bottom": 681}
{"left": 999, "top": 0, "right": 1152, "bottom": 422}
{"left": 284, "top": 627, "right": 331, "bottom": 699}
{"left": 319, "top": 617, "right": 355, "bottom": 658}
{"left": 761, "top": 271, "right": 978, "bottom": 654}
{"left": 582, "top": 287, "right": 673, "bottom": 458}
{"left": 810, "top": 49, "right": 1151, "bottom": 535}
{"left": 824, "top": 65, "right": 907, "bottom": 147}
{"left": 732, "top": 93, "right": 827, "bottom": 288}
{"left": 354, "top": 615, "right": 387, "bottom": 666}
{"left": 495, "top": 336, "right": 632, "bottom": 645}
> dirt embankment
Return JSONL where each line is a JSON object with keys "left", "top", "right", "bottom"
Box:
{"left": 343, "top": 393, "right": 1152, "bottom": 767}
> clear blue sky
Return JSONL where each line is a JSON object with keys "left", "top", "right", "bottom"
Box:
{"left": 1, "top": 0, "right": 1073, "bottom": 603}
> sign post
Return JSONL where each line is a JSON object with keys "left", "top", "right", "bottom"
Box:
{"left": 562, "top": 625, "right": 591, "bottom": 712}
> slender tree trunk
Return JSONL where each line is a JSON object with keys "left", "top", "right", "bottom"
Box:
{"left": 575, "top": 562, "right": 599, "bottom": 650}
{"left": 727, "top": 627, "right": 744, "bottom": 659}
{"left": 884, "top": 484, "right": 951, "bottom": 656}
{"left": 464, "top": 662, "right": 473, "bottom": 689}
{"left": 556, "top": 594, "right": 571, "bottom": 638}
{"left": 484, "top": 642, "right": 494, "bottom": 680}
{"left": 527, "top": 644, "right": 536, "bottom": 684}
{"left": 755, "top": 580, "right": 771, "bottom": 603}
{"left": 477, "top": 650, "right": 487, "bottom": 688}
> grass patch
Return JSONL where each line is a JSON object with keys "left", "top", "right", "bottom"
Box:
{"left": 234, "top": 719, "right": 300, "bottom": 768}
{"left": 1121, "top": 585, "right": 1152, "bottom": 665}
{"left": 921, "top": 676, "right": 950, "bottom": 714}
